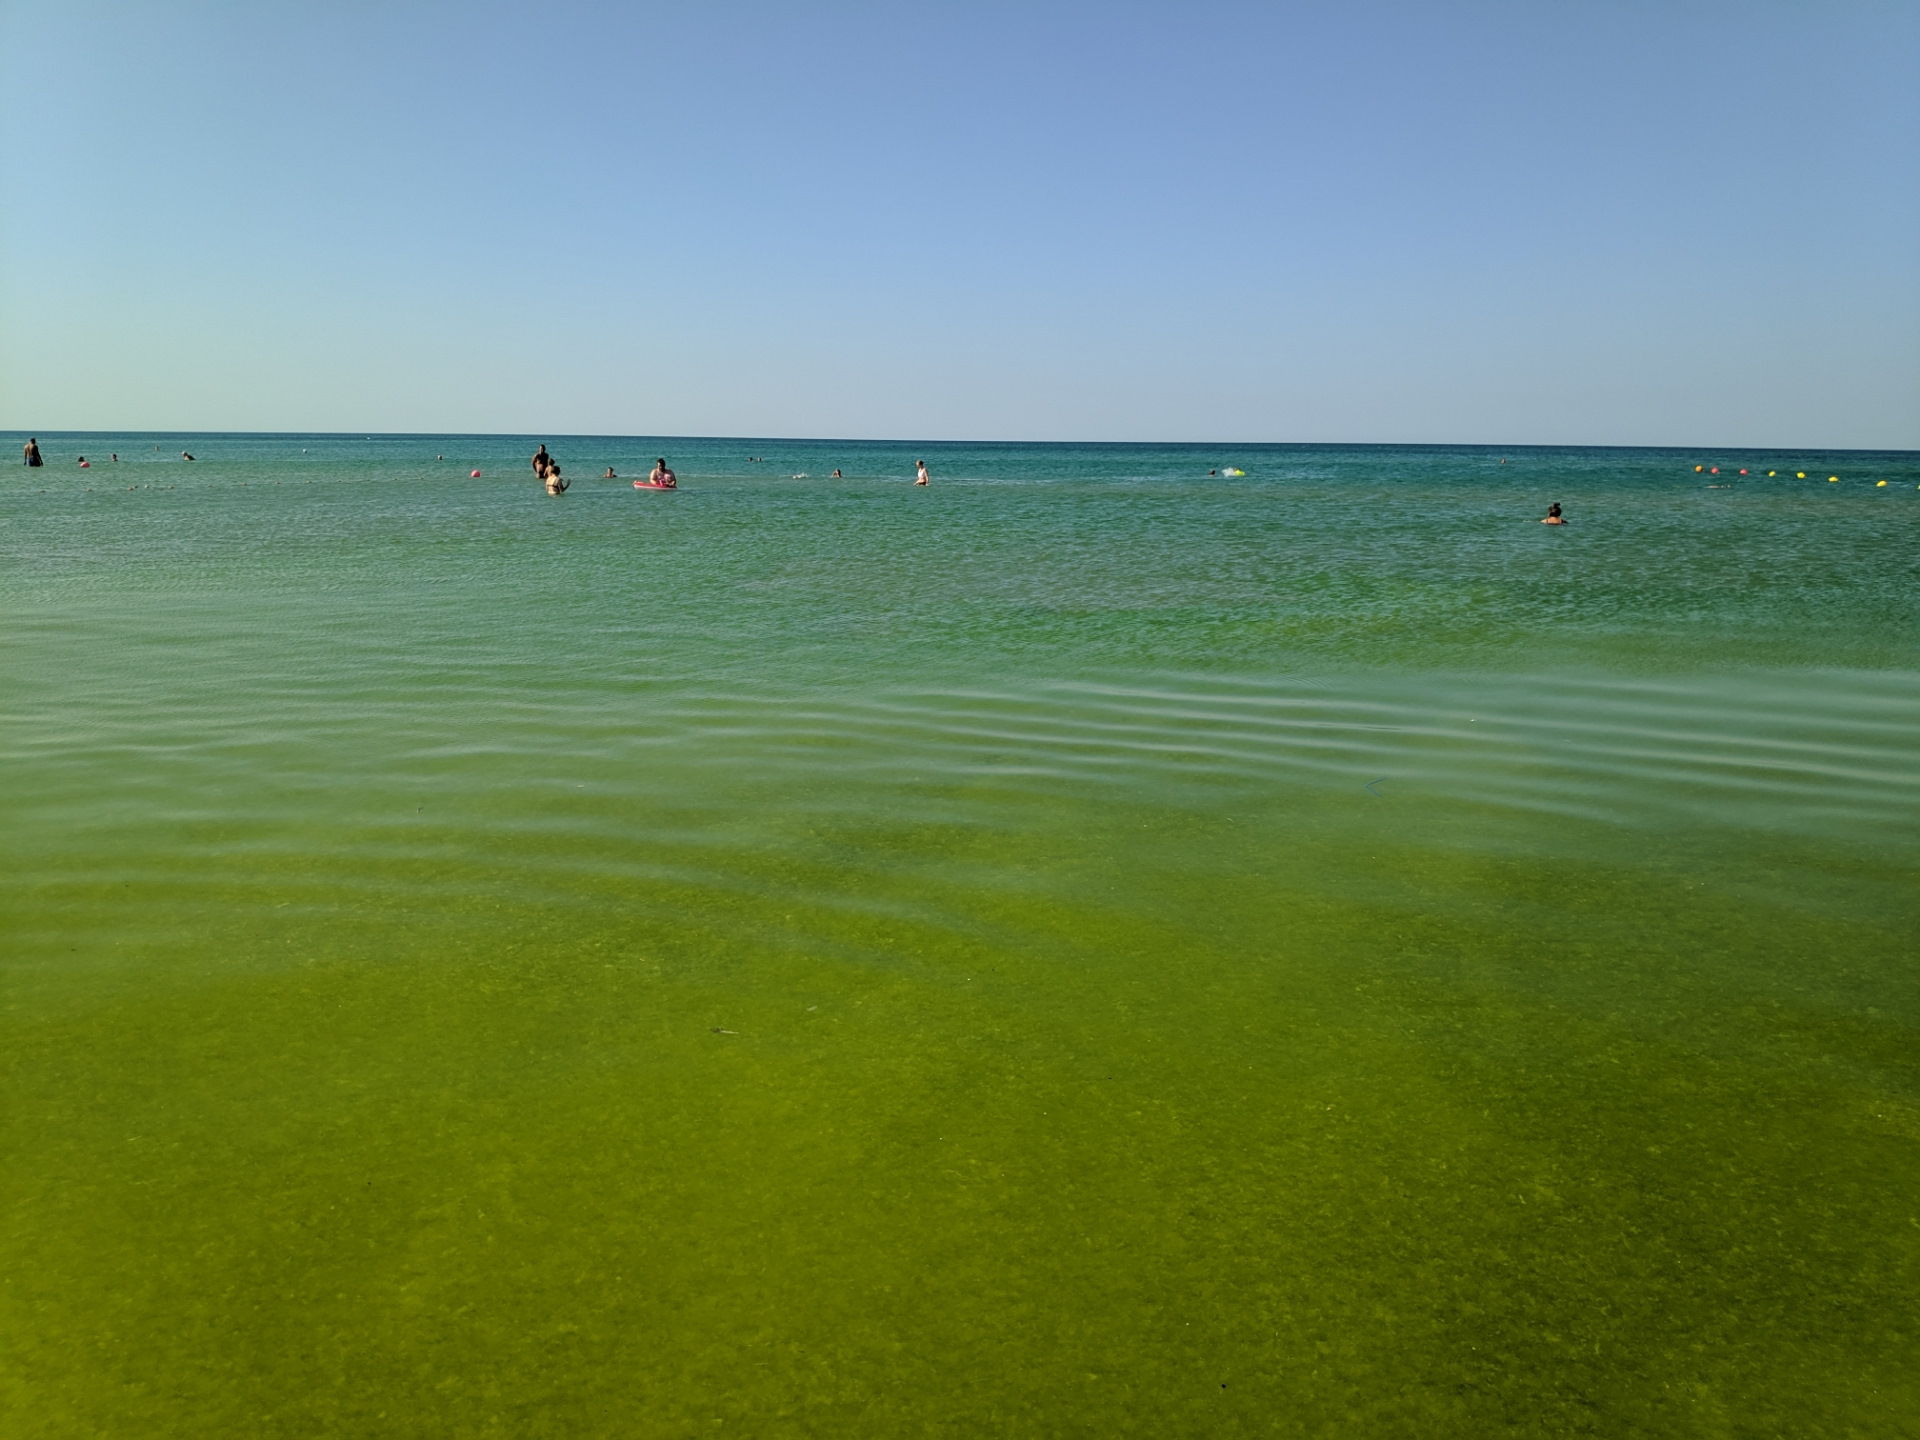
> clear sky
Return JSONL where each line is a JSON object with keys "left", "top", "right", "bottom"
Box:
{"left": 3, "top": 1, "right": 1915, "bottom": 445}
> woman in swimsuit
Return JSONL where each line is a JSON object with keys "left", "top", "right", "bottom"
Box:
{"left": 1542, "top": 502, "right": 1565, "bottom": 525}
{"left": 915, "top": 459, "right": 929, "bottom": 486}
{"left": 545, "top": 462, "right": 568, "bottom": 495}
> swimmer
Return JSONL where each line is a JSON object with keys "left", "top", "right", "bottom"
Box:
{"left": 1542, "top": 502, "right": 1566, "bottom": 525}
{"left": 604, "top": 467, "right": 617, "bottom": 479}
{"left": 915, "top": 459, "right": 930, "bottom": 486}
{"left": 831, "top": 469, "right": 842, "bottom": 478}
{"left": 111, "top": 453, "right": 118, "bottom": 462}
{"left": 532, "top": 444, "right": 551, "bottom": 480}
{"left": 77, "top": 457, "right": 89, "bottom": 467}
{"left": 1208, "top": 469, "right": 1217, "bottom": 477}
{"left": 544, "top": 461, "right": 568, "bottom": 495}
{"left": 182, "top": 452, "right": 194, "bottom": 461}
{"left": 24, "top": 438, "right": 42, "bottom": 467}
{"left": 647, "top": 458, "right": 676, "bottom": 488}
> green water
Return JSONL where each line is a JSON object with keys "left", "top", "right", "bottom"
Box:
{"left": 4, "top": 436, "right": 1917, "bottom": 1436}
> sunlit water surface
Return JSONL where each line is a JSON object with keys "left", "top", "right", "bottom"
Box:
{"left": 4, "top": 436, "right": 1917, "bottom": 1436}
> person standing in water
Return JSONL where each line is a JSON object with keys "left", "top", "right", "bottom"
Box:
{"left": 647, "top": 458, "right": 676, "bottom": 488}
{"left": 24, "top": 438, "right": 42, "bottom": 467}
{"left": 532, "top": 444, "right": 551, "bottom": 481}
{"left": 915, "top": 459, "right": 929, "bottom": 486}
{"left": 545, "top": 461, "right": 568, "bottom": 495}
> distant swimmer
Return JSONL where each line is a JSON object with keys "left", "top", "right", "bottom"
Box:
{"left": 23, "top": 438, "right": 42, "bottom": 467}
{"left": 532, "top": 444, "right": 551, "bottom": 480}
{"left": 1542, "top": 502, "right": 1566, "bottom": 525}
{"left": 604, "top": 467, "right": 617, "bottom": 479}
{"left": 182, "top": 452, "right": 194, "bottom": 461}
{"left": 77, "top": 456, "right": 89, "bottom": 468}
{"left": 915, "top": 459, "right": 929, "bottom": 486}
{"left": 110, "top": 453, "right": 118, "bottom": 462}
{"left": 1208, "top": 469, "right": 1217, "bottom": 477}
{"left": 831, "top": 469, "right": 842, "bottom": 478}
{"left": 646, "top": 458, "right": 677, "bottom": 488}
{"left": 545, "top": 462, "right": 568, "bottom": 495}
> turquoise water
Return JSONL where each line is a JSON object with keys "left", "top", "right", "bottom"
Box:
{"left": 4, "top": 435, "right": 1917, "bottom": 1436}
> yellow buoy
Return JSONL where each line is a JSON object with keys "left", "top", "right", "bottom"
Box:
{"left": 1694, "top": 465, "right": 1703, "bottom": 472}
{"left": 1797, "top": 472, "right": 1806, "bottom": 478}
{"left": 1767, "top": 470, "right": 1776, "bottom": 476}
{"left": 1877, "top": 480, "right": 1887, "bottom": 487}
{"left": 1829, "top": 476, "right": 1839, "bottom": 482}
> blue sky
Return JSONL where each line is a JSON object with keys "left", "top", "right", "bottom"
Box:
{"left": 3, "top": 1, "right": 1915, "bottom": 444}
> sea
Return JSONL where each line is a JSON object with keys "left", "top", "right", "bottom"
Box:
{"left": 4, "top": 433, "right": 1917, "bottom": 1436}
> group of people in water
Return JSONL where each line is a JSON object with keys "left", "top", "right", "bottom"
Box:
{"left": 19, "top": 437, "right": 1572, "bottom": 522}
{"left": 526, "top": 441, "right": 1561, "bottom": 512}
{"left": 528, "top": 446, "right": 917, "bottom": 491}
{"left": 532, "top": 444, "right": 676, "bottom": 493}
{"left": 22, "top": 440, "right": 186, "bottom": 466}
{"left": 526, "top": 452, "right": 930, "bottom": 489}
{"left": 531, "top": 444, "right": 567, "bottom": 494}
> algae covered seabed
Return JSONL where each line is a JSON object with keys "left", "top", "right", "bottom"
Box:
{"left": 4, "top": 437, "right": 1917, "bottom": 1436}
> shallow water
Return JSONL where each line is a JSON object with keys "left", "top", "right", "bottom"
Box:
{"left": 4, "top": 435, "right": 1917, "bottom": 1436}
